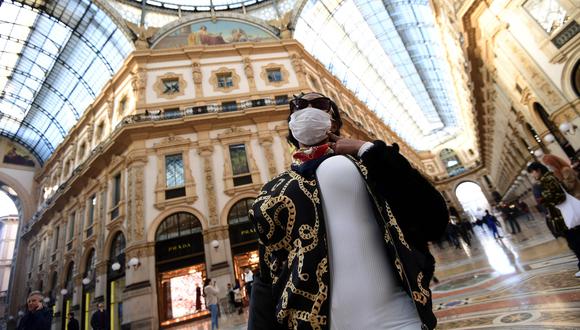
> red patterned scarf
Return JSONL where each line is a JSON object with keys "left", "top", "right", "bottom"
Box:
{"left": 292, "top": 143, "right": 334, "bottom": 166}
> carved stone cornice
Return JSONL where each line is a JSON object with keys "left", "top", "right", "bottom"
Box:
{"left": 153, "top": 134, "right": 192, "bottom": 151}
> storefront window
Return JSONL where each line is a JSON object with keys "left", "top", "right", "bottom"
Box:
{"left": 155, "top": 212, "right": 207, "bottom": 327}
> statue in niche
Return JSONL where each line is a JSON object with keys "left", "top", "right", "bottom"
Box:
{"left": 243, "top": 57, "right": 254, "bottom": 79}
{"left": 192, "top": 62, "right": 202, "bottom": 85}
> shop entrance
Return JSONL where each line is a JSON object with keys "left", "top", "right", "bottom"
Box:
{"left": 155, "top": 212, "right": 207, "bottom": 328}
{"left": 228, "top": 198, "right": 259, "bottom": 299}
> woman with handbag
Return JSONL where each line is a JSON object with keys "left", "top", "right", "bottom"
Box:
{"left": 527, "top": 162, "right": 580, "bottom": 278}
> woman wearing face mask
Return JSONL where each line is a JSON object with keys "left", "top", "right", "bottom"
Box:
{"left": 248, "top": 92, "right": 449, "bottom": 330}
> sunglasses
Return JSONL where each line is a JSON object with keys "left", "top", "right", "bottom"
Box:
{"left": 290, "top": 97, "right": 333, "bottom": 114}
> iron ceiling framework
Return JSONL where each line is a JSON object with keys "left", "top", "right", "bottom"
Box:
{"left": 0, "top": 0, "right": 133, "bottom": 164}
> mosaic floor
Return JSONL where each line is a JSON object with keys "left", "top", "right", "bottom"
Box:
{"left": 169, "top": 213, "right": 580, "bottom": 329}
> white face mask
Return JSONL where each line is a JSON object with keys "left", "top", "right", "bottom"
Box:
{"left": 289, "top": 108, "right": 332, "bottom": 146}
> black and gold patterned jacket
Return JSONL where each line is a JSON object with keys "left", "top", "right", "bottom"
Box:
{"left": 540, "top": 172, "right": 568, "bottom": 235}
{"left": 248, "top": 140, "right": 449, "bottom": 330}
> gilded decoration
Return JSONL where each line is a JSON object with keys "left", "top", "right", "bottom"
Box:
{"left": 209, "top": 67, "right": 240, "bottom": 93}
{"left": 260, "top": 63, "right": 290, "bottom": 88}
{"left": 153, "top": 72, "right": 187, "bottom": 100}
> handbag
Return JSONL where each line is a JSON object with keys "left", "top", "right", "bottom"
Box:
{"left": 555, "top": 188, "right": 580, "bottom": 229}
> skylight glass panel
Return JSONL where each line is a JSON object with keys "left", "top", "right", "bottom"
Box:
{"left": 0, "top": 0, "right": 133, "bottom": 163}
{"left": 295, "top": 0, "right": 462, "bottom": 149}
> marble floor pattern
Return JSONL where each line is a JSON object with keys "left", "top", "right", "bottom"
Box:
{"left": 168, "top": 214, "right": 580, "bottom": 329}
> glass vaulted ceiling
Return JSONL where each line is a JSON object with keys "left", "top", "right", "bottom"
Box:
{"left": 295, "top": 0, "right": 461, "bottom": 150}
{"left": 0, "top": 0, "right": 133, "bottom": 163}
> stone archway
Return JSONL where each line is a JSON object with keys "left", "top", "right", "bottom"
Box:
{"left": 455, "top": 181, "right": 491, "bottom": 220}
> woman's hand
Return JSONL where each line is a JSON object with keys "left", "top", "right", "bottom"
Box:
{"left": 327, "top": 132, "right": 366, "bottom": 156}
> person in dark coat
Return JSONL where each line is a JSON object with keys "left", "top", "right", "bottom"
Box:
{"left": 528, "top": 162, "right": 580, "bottom": 278}
{"left": 483, "top": 210, "right": 502, "bottom": 239}
{"left": 17, "top": 291, "right": 52, "bottom": 330}
{"left": 248, "top": 92, "right": 449, "bottom": 330}
{"left": 90, "top": 303, "right": 107, "bottom": 330}
{"left": 195, "top": 285, "right": 202, "bottom": 311}
{"left": 67, "top": 312, "right": 80, "bottom": 330}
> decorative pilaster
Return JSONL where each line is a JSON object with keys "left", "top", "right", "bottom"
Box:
{"left": 290, "top": 53, "right": 306, "bottom": 86}
{"left": 259, "top": 134, "right": 278, "bottom": 178}
{"left": 131, "top": 67, "right": 147, "bottom": 106}
{"left": 199, "top": 146, "right": 219, "bottom": 226}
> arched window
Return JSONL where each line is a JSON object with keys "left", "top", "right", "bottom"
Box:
{"left": 155, "top": 213, "right": 206, "bottom": 325}
{"left": 573, "top": 60, "right": 580, "bottom": 98}
{"left": 440, "top": 149, "right": 465, "bottom": 177}
{"left": 156, "top": 212, "right": 202, "bottom": 242}
{"left": 228, "top": 198, "right": 254, "bottom": 225}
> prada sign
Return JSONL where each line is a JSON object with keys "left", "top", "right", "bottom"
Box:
{"left": 229, "top": 221, "right": 258, "bottom": 245}
{"left": 156, "top": 234, "right": 204, "bottom": 262}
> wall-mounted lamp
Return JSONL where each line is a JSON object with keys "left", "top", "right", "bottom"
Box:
{"left": 43, "top": 297, "right": 50, "bottom": 303}
{"left": 533, "top": 149, "right": 544, "bottom": 158}
{"left": 82, "top": 277, "right": 91, "bottom": 285}
{"left": 211, "top": 240, "right": 220, "bottom": 251}
{"left": 559, "top": 121, "right": 577, "bottom": 135}
{"left": 111, "top": 262, "right": 121, "bottom": 271}
{"left": 17, "top": 311, "right": 24, "bottom": 317}
{"left": 544, "top": 133, "right": 555, "bottom": 143}
{"left": 127, "top": 257, "right": 141, "bottom": 270}
{"left": 60, "top": 289, "right": 68, "bottom": 296}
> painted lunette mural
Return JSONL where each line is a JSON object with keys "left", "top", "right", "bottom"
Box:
{"left": 154, "top": 19, "right": 277, "bottom": 49}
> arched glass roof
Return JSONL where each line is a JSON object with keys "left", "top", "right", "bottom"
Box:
{"left": 0, "top": 0, "right": 134, "bottom": 163}
{"left": 1, "top": 0, "right": 466, "bottom": 162}
{"left": 295, "top": 0, "right": 462, "bottom": 150}
{"left": 123, "top": 0, "right": 270, "bottom": 12}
